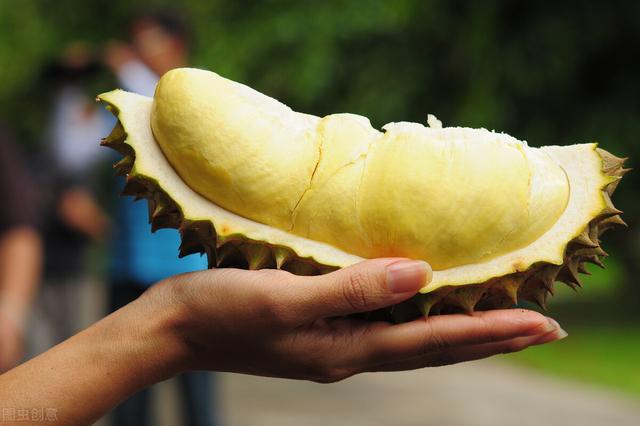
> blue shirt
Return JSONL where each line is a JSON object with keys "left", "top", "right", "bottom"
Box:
{"left": 110, "top": 178, "right": 207, "bottom": 286}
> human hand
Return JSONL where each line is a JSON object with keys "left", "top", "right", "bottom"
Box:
{"left": 149, "top": 258, "right": 566, "bottom": 382}
{"left": 58, "top": 187, "right": 109, "bottom": 240}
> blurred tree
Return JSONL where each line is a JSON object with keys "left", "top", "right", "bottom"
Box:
{"left": 0, "top": 0, "right": 637, "bottom": 299}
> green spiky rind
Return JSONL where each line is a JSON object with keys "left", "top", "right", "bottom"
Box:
{"left": 100, "top": 102, "right": 627, "bottom": 323}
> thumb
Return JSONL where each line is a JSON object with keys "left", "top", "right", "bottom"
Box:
{"left": 297, "top": 258, "right": 432, "bottom": 318}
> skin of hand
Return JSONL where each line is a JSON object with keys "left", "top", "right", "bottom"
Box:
{"left": 159, "top": 258, "right": 566, "bottom": 380}
{"left": 0, "top": 227, "right": 42, "bottom": 372}
{"left": 0, "top": 258, "right": 566, "bottom": 425}
{"left": 58, "top": 187, "right": 109, "bottom": 240}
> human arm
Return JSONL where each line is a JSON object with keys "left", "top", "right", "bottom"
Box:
{"left": 0, "top": 258, "right": 565, "bottom": 425}
{"left": 0, "top": 227, "right": 42, "bottom": 372}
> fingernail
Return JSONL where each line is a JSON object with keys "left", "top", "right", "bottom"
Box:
{"left": 545, "top": 317, "right": 562, "bottom": 332}
{"left": 546, "top": 317, "right": 561, "bottom": 330}
{"left": 533, "top": 328, "right": 568, "bottom": 345}
{"left": 386, "top": 260, "right": 431, "bottom": 293}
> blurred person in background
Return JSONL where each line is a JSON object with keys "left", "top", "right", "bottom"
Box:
{"left": 29, "top": 43, "right": 112, "bottom": 356}
{"left": 104, "top": 12, "right": 217, "bottom": 426}
{"left": 0, "top": 124, "right": 42, "bottom": 373}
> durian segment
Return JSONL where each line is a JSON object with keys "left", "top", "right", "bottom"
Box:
{"left": 151, "top": 69, "right": 322, "bottom": 232}
{"left": 425, "top": 142, "right": 612, "bottom": 291}
{"left": 354, "top": 125, "right": 570, "bottom": 269}
{"left": 97, "top": 72, "right": 624, "bottom": 308}
{"left": 151, "top": 68, "right": 571, "bottom": 272}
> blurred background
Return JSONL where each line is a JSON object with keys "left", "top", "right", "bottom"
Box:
{"left": 0, "top": 0, "right": 638, "bottom": 425}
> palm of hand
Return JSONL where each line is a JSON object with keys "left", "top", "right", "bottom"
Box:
{"left": 150, "top": 260, "right": 565, "bottom": 382}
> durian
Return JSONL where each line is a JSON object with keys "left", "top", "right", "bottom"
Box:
{"left": 98, "top": 68, "right": 628, "bottom": 321}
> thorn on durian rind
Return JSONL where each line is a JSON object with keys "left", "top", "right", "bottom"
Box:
{"left": 596, "top": 148, "right": 627, "bottom": 174}
{"left": 122, "top": 177, "right": 147, "bottom": 198}
{"left": 598, "top": 215, "right": 627, "bottom": 235}
{"left": 179, "top": 221, "right": 215, "bottom": 258}
{"left": 215, "top": 234, "right": 233, "bottom": 249}
{"left": 240, "top": 244, "right": 274, "bottom": 270}
{"left": 592, "top": 246, "right": 608, "bottom": 257}
{"left": 573, "top": 245, "right": 608, "bottom": 258}
{"left": 604, "top": 177, "right": 623, "bottom": 196}
{"left": 113, "top": 156, "right": 134, "bottom": 176}
{"left": 539, "top": 264, "right": 562, "bottom": 294}
{"left": 518, "top": 272, "right": 552, "bottom": 310}
{"left": 603, "top": 214, "right": 627, "bottom": 227}
{"left": 100, "top": 122, "right": 126, "bottom": 148}
{"left": 500, "top": 276, "right": 522, "bottom": 305}
{"left": 272, "top": 247, "right": 293, "bottom": 269}
{"left": 178, "top": 238, "right": 204, "bottom": 258}
{"left": 519, "top": 278, "right": 549, "bottom": 310}
{"left": 577, "top": 262, "right": 591, "bottom": 275}
{"left": 215, "top": 243, "right": 243, "bottom": 268}
{"left": 149, "top": 206, "right": 180, "bottom": 232}
{"left": 582, "top": 254, "right": 605, "bottom": 269}
{"left": 412, "top": 292, "right": 446, "bottom": 317}
{"left": 203, "top": 244, "right": 216, "bottom": 269}
{"left": 573, "top": 229, "right": 599, "bottom": 248}
{"left": 444, "top": 285, "right": 487, "bottom": 313}
{"left": 587, "top": 222, "right": 601, "bottom": 244}
{"left": 557, "top": 255, "right": 582, "bottom": 289}
{"left": 476, "top": 276, "right": 522, "bottom": 311}
{"left": 617, "top": 168, "right": 632, "bottom": 177}
{"left": 533, "top": 289, "right": 549, "bottom": 310}
{"left": 596, "top": 193, "right": 623, "bottom": 220}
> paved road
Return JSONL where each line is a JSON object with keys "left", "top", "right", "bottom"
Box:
{"left": 215, "top": 360, "right": 640, "bottom": 426}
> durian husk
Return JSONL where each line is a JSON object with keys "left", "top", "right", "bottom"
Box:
{"left": 99, "top": 94, "right": 628, "bottom": 323}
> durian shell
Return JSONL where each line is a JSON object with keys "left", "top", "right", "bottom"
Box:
{"left": 98, "top": 77, "right": 627, "bottom": 323}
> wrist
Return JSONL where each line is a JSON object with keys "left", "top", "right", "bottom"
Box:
{"left": 83, "top": 287, "right": 192, "bottom": 396}
{"left": 117, "top": 289, "right": 192, "bottom": 383}
{"left": 0, "top": 287, "right": 195, "bottom": 425}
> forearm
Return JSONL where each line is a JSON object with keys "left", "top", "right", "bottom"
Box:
{"left": 0, "top": 227, "right": 42, "bottom": 322}
{"left": 0, "top": 293, "right": 187, "bottom": 425}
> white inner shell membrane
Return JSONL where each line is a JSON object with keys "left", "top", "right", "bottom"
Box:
{"left": 101, "top": 90, "right": 609, "bottom": 293}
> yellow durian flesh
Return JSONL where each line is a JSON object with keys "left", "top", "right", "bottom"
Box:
{"left": 151, "top": 69, "right": 321, "bottom": 232}
{"left": 151, "top": 68, "right": 569, "bottom": 271}
{"left": 98, "top": 67, "right": 626, "bottom": 317}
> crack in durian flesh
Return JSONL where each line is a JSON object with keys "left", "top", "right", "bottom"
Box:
{"left": 150, "top": 68, "right": 569, "bottom": 271}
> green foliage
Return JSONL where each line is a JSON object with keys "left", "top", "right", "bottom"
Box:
{"left": 511, "top": 325, "right": 640, "bottom": 397}
{"left": 0, "top": 0, "right": 638, "bottom": 289}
